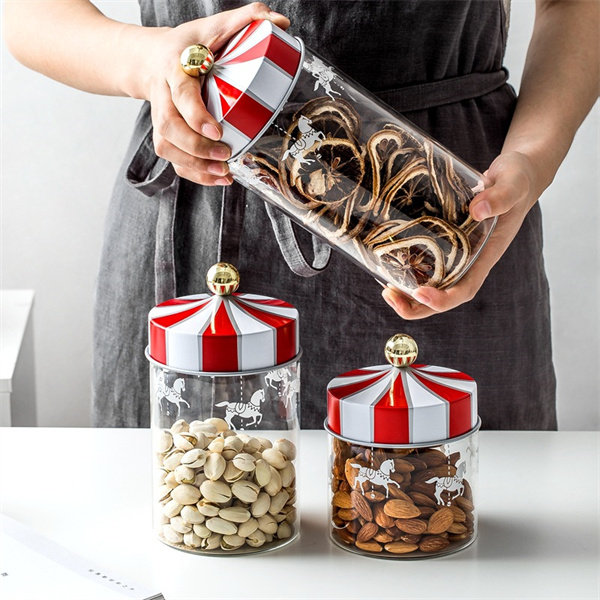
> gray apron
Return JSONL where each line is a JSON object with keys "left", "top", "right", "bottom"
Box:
{"left": 93, "top": 0, "right": 557, "bottom": 430}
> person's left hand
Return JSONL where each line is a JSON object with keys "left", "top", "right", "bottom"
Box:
{"left": 381, "top": 151, "right": 542, "bottom": 319}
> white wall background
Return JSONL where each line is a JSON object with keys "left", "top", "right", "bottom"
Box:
{"left": 1, "top": 1, "right": 598, "bottom": 430}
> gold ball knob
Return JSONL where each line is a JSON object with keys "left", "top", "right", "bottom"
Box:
{"left": 180, "top": 44, "right": 215, "bottom": 77}
{"left": 206, "top": 263, "right": 240, "bottom": 296}
{"left": 385, "top": 334, "right": 418, "bottom": 367}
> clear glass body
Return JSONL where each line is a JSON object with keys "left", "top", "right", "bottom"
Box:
{"left": 230, "top": 47, "right": 495, "bottom": 294}
{"left": 149, "top": 356, "right": 300, "bottom": 555}
{"left": 327, "top": 428, "right": 478, "bottom": 559}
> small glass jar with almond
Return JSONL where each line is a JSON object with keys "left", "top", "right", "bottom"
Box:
{"left": 325, "top": 334, "right": 479, "bottom": 558}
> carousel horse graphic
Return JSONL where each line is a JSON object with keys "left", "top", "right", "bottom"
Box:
{"left": 303, "top": 56, "right": 343, "bottom": 100}
{"left": 265, "top": 368, "right": 299, "bottom": 418}
{"left": 216, "top": 389, "right": 266, "bottom": 429}
{"left": 281, "top": 116, "right": 325, "bottom": 166}
{"left": 156, "top": 373, "right": 189, "bottom": 417}
{"left": 350, "top": 458, "right": 401, "bottom": 498}
{"left": 425, "top": 461, "right": 467, "bottom": 506}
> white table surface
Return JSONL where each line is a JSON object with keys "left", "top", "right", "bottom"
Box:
{"left": 1, "top": 428, "right": 598, "bottom": 600}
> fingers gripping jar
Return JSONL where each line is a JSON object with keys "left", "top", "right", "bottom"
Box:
{"left": 325, "top": 334, "right": 479, "bottom": 559}
{"left": 147, "top": 263, "right": 300, "bottom": 554}
{"left": 197, "top": 20, "right": 496, "bottom": 294}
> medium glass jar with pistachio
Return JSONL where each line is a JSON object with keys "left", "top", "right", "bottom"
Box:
{"left": 148, "top": 264, "right": 301, "bottom": 554}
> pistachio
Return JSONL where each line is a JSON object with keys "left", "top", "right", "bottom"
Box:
{"left": 208, "top": 437, "right": 225, "bottom": 454}
{"left": 155, "top": 484, "right": 171, "bottom": 503}
{"left": 193, "top": 423, "right": 218, "bottom": 436}
{"left": 181, "top": 448, "right": 207, "bottom": 468}
{"left": 174, "top": 465, "right": 196, "bottom": 485}
{"left": 255, "top": 437, "right": 273, "bottom": 452}
{"left": 174, "top": 433, "right": 198, "bottom": 452}
{"left": 193, "top": 472, "right": 207, "bottom": 488}
{"left": 164, "top": 471, "right": 178, "bottom": 490}
{"left": 206, "top": 517, "right": 238, "bottom": 536}
{"left": 221, "top": 448, "right": 238, "bottom": 461}
{"left": 237, "top": 517, "right": 259, "bottom": 538}
{"left": 223, "top": 461, "right": 245, "bottom": 483}
{"left": 276, "top": 522, "right": 292, "bottom": 539}
{"left": 204, "top": 417, "right": 228, "bottom": 433}
{"left": 163, "top": 500, "right": 183, "bottom": 518}
{"left": 155, "top": 513, "right": 170, "bottom": 527}
{"left": 224, "top": 436, "right": 244, "bottom": 453}
{"left": 155, "top": 467, "right": 168, "bottom": 486}
{"left": 203, "top": 533, "right": 222, "bottom": 550}
{"left": 243, "top": 437, "right": 262, "bottom": 454}
{"left": 281, "top": 505, "right": 297, "bottom": 524}
{"left": 257, "top": 514, "right": 278, "bottom": 535}
{"left": 192, "top": 523, "right": 212, "bottom": 538}
{"left": 170, "top": 516, "right": 192, "bottom": 534}
{"left": 280, "top": 463, "right": 296, "bottom": 488}
{"left": 204, "top": 453, "right": 226, "bottom": 481}
{"left": 221, "top": 430, "right": 237, "bottom": 439}
{"left": 262, "top": 448, "right": 288, "bottom": 470}
{"left": 254, "top": 459, "right": 272, "bottom": 487}
{"left": 231, "top": 480, "right": 260, "bottom": 504}
{"left": 200, "top": 480, "right": 232, "bottom": 504}
{"left": 264, "top": 466, "right": 283, "bottom": 496}
{"left": 180, "top": 505, "right": 205, "bottom": 524}
{"left": 170, "top": 419, "right": 189, "bottom": 434}
{"left": 197, "top": 499, "right": 220, "bottom": 517}
{"left": 162, "top": 524, "right": 183, "bottom": 544}
{"left": 264, "top": 533, "right": 274, "bottom": 544}
{"left": 274, "top": 439, "right": 297, "bottom": 461}
{"left": 171, "top": 484, "right": 201, "bottom": 505}
{"left": 183, "top": 531, "right": 202, "bottom": 548}
{"left": 163, "top": 449, "right": 184, "bottom": 471}
{"left": 156, "top": 430, "right": 174, "bottom": 454}
{"left": 251, "top": 492, "right": 271, "bottom": 518}
{"left": 273, "top": 512, "right": 287, "bottom": 523}
{"left": 232, "top": 453, "right": 256, "bottom": 472}
{"left": 193, "top": 432, "right": 212, "bottom": 449}
{"left": 221, "top": 534, "right": 245, "bottom": 550}
{"left": 219, "top": 506, "right": 251, "bottom": 523}
{"left": 245, "top": 529, "right": 266, "bottom": 548}
{"left": 268, "top": 490, "right": 290, "bottom": 515}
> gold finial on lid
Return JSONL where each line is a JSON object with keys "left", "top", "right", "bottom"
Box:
{"left": 206, "top": 263, "right": 240, "bottom": 296}
{"left": 385, "top": 334, "right": 418, "bottom": 367}
{"left": 180, "top": 44, "right": 215, "bottom": 77}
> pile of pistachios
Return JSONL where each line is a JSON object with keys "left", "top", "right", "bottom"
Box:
{"left": 154, "top": 418, "right": 297, "bottom": 553}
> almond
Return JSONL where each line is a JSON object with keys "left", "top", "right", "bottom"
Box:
{"left": 400, "top": 533, "right": 422, "bottom": 544}
{"left": 394, "top": 518, "right": 428, "bottom": 535}
{"left": 373, "top": 531, "right": 394, "bottom": 543}
{"left": 455, "top": 496, "right": 474, "bottom": 512}
{"left": 419, "top": 535, "right": 450, "bottom": 553}
{"left": 351, "top": 490, "right": 373, "bottom": 522}
{"left": 403, "top": 456, "right": 428, "bottom": 470}
{"left": 447, "top": 522, "right": 468, "bottom": 535}
{"left": 393, "top": 458, "right": 415, "bottom": 473}
{"left": 412, "top": 468, "right": 436, "bottom": 484}
{"left": 389, "top": 485, "right": 410, "bottom": 499}
{"left": 355, "top": 540, "right": 382, "bottom": 553}
{"left": 356, "top": 521, "right": 379, "bottom": 543}
{"left": 384, "top": 541, "right": 419, "bottom": 554}
{"left": 416, "top": 506, "right": 435, "bottom": 519}
{"left": 449, "top": 505, "right": 467, "bottom": 523}
{"left": 431, "top": 464, "right": 457, "bottom": 478}
{"left": 390, "top": 472, "right": 404, "bottom": 484}
{"left": 448, "top": 451, "right": 461, "bottom": 466}
{"left": 346, "top": 519, "right": 361, "bottom": 534}
{"left": 420, "top": 449, "right": 448, "bottom": 467}
{"left": 373, "top": 503, "right": 396, "bottom": 528}
{"left": 409, "top": 492, "right": 437, "bottom": 508}
{"left": 337, "top": 508, "right": 359, "bottom": 521}
{"left": 335, "top": 527, "right": 355, "bottom": 545}
{"left": 427, "top": 508, "right": 454, "bottom": 534}
{"left": 364, "top": 489, "right": 386, "bottom": 503}
{"left": 410, "top": 482, "right": 437, "bottom": 497}
{"left": 331, "top": 491, "right": 353, "bottom": 509}
{"left": 384, "top": 499, "right": 421, "bottom": 519}
{"left": 449, "top": 532, "right": 471, "bottom": 542}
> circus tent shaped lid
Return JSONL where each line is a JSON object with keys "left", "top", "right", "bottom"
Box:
{"left": 148, "top": 263, "right": 299, "bottom": 373}
{"left": 327, "top": 334, "right": 478, "bottom": 445}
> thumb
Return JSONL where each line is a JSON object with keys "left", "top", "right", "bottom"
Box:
{"left": 202, "top": 3, "right": 291, "bottom": 52}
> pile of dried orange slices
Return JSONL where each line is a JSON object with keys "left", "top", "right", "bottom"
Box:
{"left": 242, "top": 97, "right": 484, "bottom": 290}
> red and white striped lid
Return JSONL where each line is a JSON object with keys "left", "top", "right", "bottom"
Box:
{"left": 148, "top": 277, "right": 299, "bottom": 373}
{"left": 327, "top": 336, "right": 478, "bottom": 445}
{"left": 202, "top": 19, "right": 303, "bottom": 159}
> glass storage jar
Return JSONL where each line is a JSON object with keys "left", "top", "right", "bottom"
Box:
{"left": 195, "top": 20, "right": 495, "bottom": 294}
{"left": 325, "top": 334, "right": 479, "bottom": 559}
{"left": 147, "top": 263, "right": 300, "bottom": 555}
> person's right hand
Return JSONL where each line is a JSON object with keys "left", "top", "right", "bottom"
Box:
{"left": 142, "top": 3, "right": 290, "bottom": 186}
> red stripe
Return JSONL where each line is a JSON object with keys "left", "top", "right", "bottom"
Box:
{"left": 328, "top": 371, "right": 388, "bottom": 398}
{"left": 214, "top": 75, "right": 242, "bottom": 115}
{"left": 225, "top": 33, "right": 300, "bottom": 77}
{"left": 237, "top": 302, "right": 296, "bottom": 364}
{"left": 373, "top": 385, "right": 410, "bottom": 444}
{"left": 202, "top": 302, "right": 238, "bottom": 371}
{"left": 327, "top": 390, "right": 342, "bottom": 434}
{"left": 224, "top": 93, "right": 273, "bottom": 139}
{"left": 150, "top": 325, "right": 167, "bottom": 365}
{"left": 412, "top": 372, "right": 472, "bottom": 437}
{"left": 220, "top": 19, "right": 264, "bottom": 60}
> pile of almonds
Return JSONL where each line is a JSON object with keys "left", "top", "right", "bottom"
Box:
{"left": 155, "top": 418, "right": 296, "bottom": 553}
{"left": 331, "top": 439, "right": 475, "bottom": 556}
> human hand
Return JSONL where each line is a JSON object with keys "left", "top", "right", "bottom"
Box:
{"left": 381, "top": 151, "right": 542, "bottom": 319}
{"left": 143, "top": 3, "right": 290, "bottom": 186}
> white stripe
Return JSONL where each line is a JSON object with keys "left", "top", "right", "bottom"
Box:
{"left": 220, "top": 122, "right": 250, "bottom": 155}
{"left": 327, "top": 366, "right": 390, "bottom": 390}
{"left": 205, "top": 76, "right": 223, "bottom": 121}
{"left": 405, "top": 371, "right": 448, "bottom": 443}
{"left": 213, "top": 59, "right": 264, "bottom": 98}
{"left": 416, "top": 365, "right": 458, "bottom": 374}
{"left": 247, "top": 60, "right": 292, "bottom": 111}
{"left": 340, "top": 371, "right": 393, "bottom": 443}
{"left": 236, "top": 297, "right": 298, "bottom": 320}
{"left": 148, "top": 297, "right": 209, "bottom": 319}
{"left": 227, "top": 301, "right": 275, "bottom": 370}
{"left": 165, "top": 301, "right": 214, "bottom": 371}
{"left": 218, "top": 25, "right": 250, "bottom": 62}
